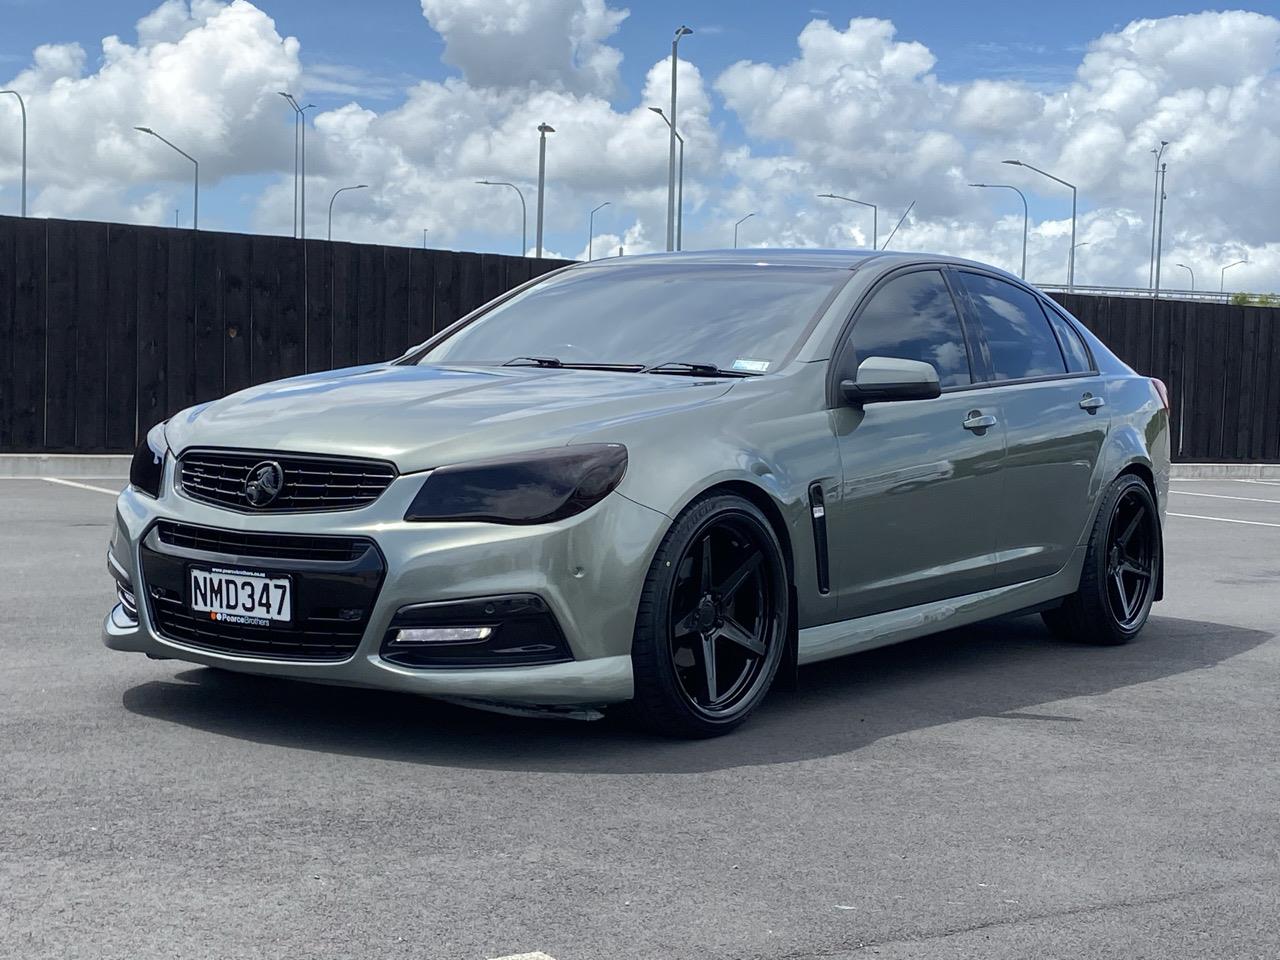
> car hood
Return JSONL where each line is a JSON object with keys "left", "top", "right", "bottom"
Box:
{"left": 165, "top": 363, "right": 735, "bottom": 473}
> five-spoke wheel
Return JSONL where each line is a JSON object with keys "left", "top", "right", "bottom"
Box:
{"left": 1044, "top": 473, "right": 1161, "bottom": 645}
{"left": 629, "top": 494, "right": 788, "bottom": 737}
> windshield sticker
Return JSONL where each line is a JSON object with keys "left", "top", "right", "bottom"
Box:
{"left": 732, "top": 358, "right": 771, "bottom": 373}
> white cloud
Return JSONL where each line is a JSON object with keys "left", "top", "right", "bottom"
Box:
{"left": 419, "top": 0, "right": 629, "bottom": 95}
{"left": 2, "top": 2, "right": 1279, "bottom": 292}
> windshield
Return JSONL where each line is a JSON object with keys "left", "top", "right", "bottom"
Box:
{"left": 417, "top": 263, "right": 849, "bottom": 374}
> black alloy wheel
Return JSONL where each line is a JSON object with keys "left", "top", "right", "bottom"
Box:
{"left": 1043, "top": 473, "right": 1161, "bottom": 645}
{"left": 1104, "top": 485, "right": 1158, "bottom": 629}
{"left": 629, "top": 494, "right": 789, "bottom": 737}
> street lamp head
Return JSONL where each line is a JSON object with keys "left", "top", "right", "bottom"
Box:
{"left": 968, "top": 183, "right": 987, "bottom": 188}
{"left": 648, "top": 106, "right": 666, "bottom": 117}
{"left": 538, "top": 123, "right": 555, "bottom": 134}
{"left": 475, "top": 180, "right": 491, "bottom": 185}
{"left": 675, "top": 25, "right": 693, "bottom": 37}
{"left": 1001, "top": 159, "right": 1023, "bottom": 166}
{"left": 355, "top": 184, "right": 368, "bottom": 190}
{"left": 134, "top": 126, "right": 153, "bottom": 134}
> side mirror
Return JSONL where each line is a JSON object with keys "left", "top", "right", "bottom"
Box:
{"left": 840, "top": 356, "right": 941, "bottom": 406}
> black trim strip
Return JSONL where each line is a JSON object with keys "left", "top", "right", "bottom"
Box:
{"left": 808, "top": 482, "right": 830, "bottom": 595}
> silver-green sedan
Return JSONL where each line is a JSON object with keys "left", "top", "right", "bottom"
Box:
{"left": 104, "top": 249, "right": 1169, "bottom": 737}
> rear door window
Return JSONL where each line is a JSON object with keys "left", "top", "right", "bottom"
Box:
{"left": 1040, "top": 302, "right": 1094, "bottom": 373}
{"left": 957, "top": 272, "right": 1068, "bottom": 381}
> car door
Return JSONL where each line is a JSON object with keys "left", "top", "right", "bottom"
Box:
{"left": 950, "top": 270, "right": 1110, "bottom": 585}
{"left": 827, "top": 266, "right": 1007, "bottom": 620}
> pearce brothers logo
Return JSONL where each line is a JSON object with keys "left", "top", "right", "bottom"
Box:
{"left": 244, "top": 461, "right": 285, "bottom": 507}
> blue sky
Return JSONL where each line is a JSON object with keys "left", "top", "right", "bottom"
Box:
{"left": 2, "top": 1, "right": 1280, "bottom": 288}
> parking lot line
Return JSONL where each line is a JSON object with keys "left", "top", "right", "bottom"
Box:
{"left": 42, "top": 477, "right": 120, "bottom": 496}
{"left": 1169, "top": 512, "right": 1280, "bottom": 529}
{"left": 1171, "top": 490, "right": 1280, "bottom": 505}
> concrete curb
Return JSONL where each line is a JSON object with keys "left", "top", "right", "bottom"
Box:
{"left": 0, "top": 454, "right": 132, "bottom": 478}
{"left": 1170, "top": 463, "right": 1280, "bottom": 479}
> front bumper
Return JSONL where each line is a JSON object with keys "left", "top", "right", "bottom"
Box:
{"left": 102, "top": 464, "right": 670, "bottom": 706}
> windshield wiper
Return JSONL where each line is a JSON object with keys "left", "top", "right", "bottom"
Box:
{"left": 503, "top": 356, "right": 647, "bottom": 372}
{"left": 643, "top": 361, "right": 759, "bottom": 378}
{"left": 504, "top": 356, "right": 564, "bottom": 368}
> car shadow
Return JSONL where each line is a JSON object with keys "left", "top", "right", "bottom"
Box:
{"left": 121, "top": 614, "right": 1271, "bottom": 775}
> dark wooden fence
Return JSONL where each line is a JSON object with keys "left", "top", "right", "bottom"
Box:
{"left": 0, "top": 215, "right": 570, "bottom": 454}
{"left": 1, "top": 214, "right": 1278, "bottom": 461}
{"left": 1049, "top": 293, "right": 1280, "bottom": 463}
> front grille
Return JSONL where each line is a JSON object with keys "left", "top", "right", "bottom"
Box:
{"left": 141, "top": 522, "right": 385, "bottom": 663}
{"left": 178, "top": 448, "right": 397, "bottom": 513}
{"left": 155, "top": 520, "right": 366, "bottom": 563}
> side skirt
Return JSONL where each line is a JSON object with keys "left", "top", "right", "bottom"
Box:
{"left": 797, "top": 548, "right": 1085, "bottom": 666}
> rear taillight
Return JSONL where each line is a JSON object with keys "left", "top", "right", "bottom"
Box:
{"left": 1151, "top": 378, "right": 1170, "bottom": 411}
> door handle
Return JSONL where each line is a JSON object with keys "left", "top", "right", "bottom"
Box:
{"left": 962, "top": 412, "right": 997, "bottom": 432}
{"left": 1079, "top": 393, "right": 1106, "bottom": 413}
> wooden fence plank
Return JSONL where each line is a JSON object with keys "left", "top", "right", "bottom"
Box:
{"left": 356, "top": 244, "right": 386, "bottom": 365}
{"left": 134, "top": 227, "right": 169, "bottom": 435}
{"left": 103, "top": 225, "right": 139, "bottom": 449}
{"left": 222, "top": 232, "right": 253, "bottom": 397}
{"left": 165, "top": 229, "right": 196, "bottom": 416}
{"left": 305, "top": 238, "right": 332, "bottom": 373}
{"left": 192, "top": 231, "right": 222, "bottom": 406}
{"left": 407, "top": 248, "right": 434, "bottom": 346}
{"left": 44, "top": 220, "right": 77, "bottom": 449}
{"left": 384, "top": 245, "right": 411, "bottom": 357}
{"left": 0, "top": 217, "right": 15, "bottom": 449}
{"left": 72, "top": 220, "right": 110, "bottom": 451}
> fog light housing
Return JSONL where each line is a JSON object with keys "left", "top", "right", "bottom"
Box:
{"left": 380, "top": 594, "right": 572, "bottom": 669}
{"left": 391, "top": 626, "right": 493, "bottom": 645}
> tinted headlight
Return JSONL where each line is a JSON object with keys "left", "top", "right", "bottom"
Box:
{"left": 129, "top": 421, "right": 169, "bottom": 498}
{"left": 404, "top": 444, "right": 628, "bottom": 524}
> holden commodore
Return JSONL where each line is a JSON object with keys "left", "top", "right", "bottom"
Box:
{"left": 104, "top": 250, "right": 1169, "bottom": 737}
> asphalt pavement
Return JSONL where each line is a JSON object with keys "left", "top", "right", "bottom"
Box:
{"left": 1, "top": 475, "right": 1277, "bottom": 959}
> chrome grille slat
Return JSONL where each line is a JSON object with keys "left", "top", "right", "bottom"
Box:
{"left": 177, "top": 449, "right": 397, "bottom": 513}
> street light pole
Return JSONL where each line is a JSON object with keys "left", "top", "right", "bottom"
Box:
{"left": 1153, "top": 163, "right": 1168, "bottom": 298}
{"left": 1149, "top": 140, "right": 1168, "bottom": 289}
{"left": 649, "top": 108, "right": 685, "bottom": 250}
{"left": 588, "top": 201, "right": 610, "bottom": 261}
{"left": 0, "top": 90, "right": 26, "bottom": 217}
{"left": 135, "top": 126, "right": 198, "bottom": 229}
{"left": 1003, "top": 159, "right": 1077, "bottom": 290}
{"left": 1220, "top": 259, "right": 1247, "bottom": 293}
{"left": 666, "top": 25, "right": 693, "bottom": 253}
{"left": 280, "top": 93, "right": 316, "bottom": 239}
{"left": 1070, "top": 241, "right": 1090, "bottom": 281}
{"left": 535, "top": 123, "right": 554, "bottom": 258}
{"left": 733, "top": 212, "right": 755, "bottom": 248}
{"left": 817, "top": 193, "right": 877, "bottom": 250}
{"left": 327, "top": 183, "right": 368, "bottom": 240}
{"left": 970, "top": 183, "right": 1028, "bottom": 278}
{"left": 1175, "top": 263, "right": 1194, "bottom": 291}
{"left": 476, "top": 180, "right": 527, "bottom": 255}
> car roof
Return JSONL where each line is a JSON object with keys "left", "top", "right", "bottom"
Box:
{"left": 569, "top": 248, "right": 1025, "bottom": 283}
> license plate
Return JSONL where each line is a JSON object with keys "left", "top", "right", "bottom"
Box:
{"left": 189, "top": 566, "right": 292, "bottom": 625}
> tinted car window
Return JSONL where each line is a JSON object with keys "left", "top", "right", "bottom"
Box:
{"left": 958, "top": 273, "right": 1067, "bottom": 380}
{"left": 420, "top": 264, "right": 848, "bottom": 374}
{"left": 1041, "top": 302, "right": 1093, "bottom": 373}
{"left": 849, "top": 270, "right": 972, "bottom": 387}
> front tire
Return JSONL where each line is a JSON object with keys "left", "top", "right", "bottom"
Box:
{"left": 1043, "top": 473, "right": 1161, "bottom": 645}
{"left": 628, "top": 493, "right": 789, "bottom": 738}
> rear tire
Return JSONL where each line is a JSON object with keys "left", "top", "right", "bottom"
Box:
{"left": 627, "top": 493, "right": 789, "bottom": 738}
{"left": 1043, "top": 473, "right": 1161, "bottom": 646}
